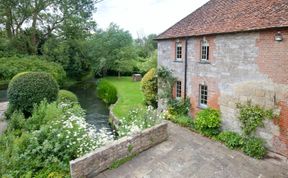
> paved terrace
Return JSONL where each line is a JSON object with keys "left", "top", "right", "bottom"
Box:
{"left": 97, "top": 122, "right": 288, "bottom": 178}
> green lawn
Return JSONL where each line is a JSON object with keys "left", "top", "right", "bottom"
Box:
{"left": 103, "top": 77, "right": 144, "bottom": 118}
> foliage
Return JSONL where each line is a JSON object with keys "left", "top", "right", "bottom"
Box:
{"left": 103, "top": 77, "right": 144, "bottom": 119}
{"left": 87, "top": 24, "right": 137, "bottom": 76}
{"left": 141, "top": 68, "right": 158, "bottom": 108}
{"left": 43, "top": 38, "right": 91, "bottom": 80}
{"left": 236, "top": 101, "right": 276, "bottom": 136}
{"left": 117, "top": 106, "right": 164, "bottom": 137}
{"left": 57, "top": 90, "right": 78, "bottom": 103}
{"left": 0, "top": 101, "right": 113, "bottom": 177}
{"left": 242, "top": 137, "right": 267, "bottom": 159}
{"left": 157, "top": 66, "right": 176, "bottom": 99}
{"left": 194, "top": 108, "right": 221, "bottom": 137}
{"left": 0, "top": 56, "right": 66, "bottom": 85}
{"left": 217, "top": 131, "right": 243, "bottom": 149}
{"left": 136, "top": 50, "right": 157, "bottom": 74}
{"left": 164, "top": 113, "right": 194, "bottom": 128}
{"left": 96, "top": 80, "right": 118, "bottom": 105}
{"left": 135, "top": 34, "right": 157, "bottom": 58}
{"left": 8, "top": 72, "right": 59, "bottom": 115}
{"left": 168, "top": 98, "right": 191, "bottom": 116}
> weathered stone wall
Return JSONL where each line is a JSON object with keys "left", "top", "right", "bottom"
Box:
{"left": 70, "top": 122, "right": 168, "bottom": 178}
{"left": 157, "top": 29, "right": 288, "bottom": 157}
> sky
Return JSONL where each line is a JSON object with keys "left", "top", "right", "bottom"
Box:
{"left": 93, "top": 0, "right": 209, "bottom": 38}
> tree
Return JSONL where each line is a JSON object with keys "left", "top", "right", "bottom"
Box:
{"left": 87, "top": 24, "right": 137, "bottom": 76}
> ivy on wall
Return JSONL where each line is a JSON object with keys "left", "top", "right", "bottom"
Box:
{"left": 157, "top": 66, "right": 176, "bottom": 99}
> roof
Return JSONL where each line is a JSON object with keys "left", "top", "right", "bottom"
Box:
{"left": 156, "top": 0, "right": 288, "bottom": 40}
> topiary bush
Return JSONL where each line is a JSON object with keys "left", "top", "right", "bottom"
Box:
{"left": 96, "top": 80, "right": 118, "bottom": 105}
{"left": 194, "top": 108, "right": 221, "bottom": 137}
{"left": 57, "top": 90, "right": 78, "bottom": 103}
{"left": 0, "top": 56, "right": 66, "bottom": 86}
{"left": 242, "top": 137, "right": 267, "bottom": 159}
{"left": 141, "top": 68, "right": 157, "bottom": 108}
{"left": 217, "top": 131, "right": 243, "bottom": 149}
{"left": 7, "top": 72, "right": 59, "bottom": 115}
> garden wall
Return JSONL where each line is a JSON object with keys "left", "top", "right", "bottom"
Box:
{"left": 70, "top": 122, "right": 168, "bottom": 178}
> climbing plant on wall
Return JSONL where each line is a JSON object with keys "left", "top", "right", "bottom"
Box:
{"left": 157, "top": 66, "right": 176, "bottom": 99}
{"left": 236, "top": 101, "right": 278, "bottom": 136}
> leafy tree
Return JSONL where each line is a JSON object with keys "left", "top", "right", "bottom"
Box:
{"left": 87, "top": 24, "right": 136, "bottom": 76}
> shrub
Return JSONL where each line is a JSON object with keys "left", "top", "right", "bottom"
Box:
{"left": 168, "top": 98, "right": 191, "bottom": 116}
{"left": 141, "top": 68, "right": 157, "bottom": 108}
{"left": 57, "top": 90, "right": 78, "bottom": 103}
{"left": 96, "top": 80, "right": 118, "bottom": 105}
{"left": 0, "top": 101, "right": 113, "bottom": 177}
{"left": 194, "top": 108, "right": 221, "bottom": 137}
{"left": 7, "top": 72, "right": 59, "bottom": 115}
{"left": 166, "top": 114, "right": 194, "bottom": 128}
{"left": 217, "top": 131, "right": 243, "bottom": 149}
{"left": 0, "top": 56, "right": 66, "bottom": 85}
{"left": 242, "top": 137, "right": 267, "bottom": 159}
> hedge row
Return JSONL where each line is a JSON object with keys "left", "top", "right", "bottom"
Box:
{"left": 0, "top": 56, "right": 66, "bottom": 85}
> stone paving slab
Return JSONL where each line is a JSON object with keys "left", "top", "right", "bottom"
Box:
{"left": 96, "top": 122, "right": 288, "bottom": 178}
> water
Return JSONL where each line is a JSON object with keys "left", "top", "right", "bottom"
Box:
{"left": 0, "top": 90, "right": 7, "bottom": 102}
{"left": 0, "top": 81, "right": 112, "bottom": 132}
{"left": 67, "top": 80, "right": 112, "bottom": 132}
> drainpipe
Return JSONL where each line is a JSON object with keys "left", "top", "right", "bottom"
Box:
{"left": 184, "top": 37, "right": 188, "bottom": 100}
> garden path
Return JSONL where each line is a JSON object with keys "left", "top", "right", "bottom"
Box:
{"left": 0, "top": 102, "right": 8, "bottom": 134}
{"left": 97, "top": 122, "right": 288, "bottom": 178}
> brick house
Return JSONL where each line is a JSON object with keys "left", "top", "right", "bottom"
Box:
{"left": 156, "top": 0, "right": 288, "bottom": 157}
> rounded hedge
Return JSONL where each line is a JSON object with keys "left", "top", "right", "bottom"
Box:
{"left": 96, "top": 80, "right": 117, "bottom": 105}
{"left": 57, "top": 90, "right": 78, "bottom": 103}
{"left": 141, "top": 68, "right": 157, "bottom": 108}
{"left": 8, "top": 72, "right": 59, "bottom": 114}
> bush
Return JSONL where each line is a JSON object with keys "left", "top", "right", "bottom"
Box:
{"left": 96, "top": 80, "right": 118, "bottom": 105}
{"left": 166, "top": 114, "right": 194, "bottom": 128}
{"left": 0, "top": 56, "right": 66, "bottom": 85}
{"left": 0, "top": 100, "right": 113, "bottom": 177}
{"left": 194, "top": 108, "right": 221, "bottom": 137}
{"left": 7, "top": 72, "right": 59, "bottom": 115}
{"left": 217, "top": 131, "right": 243, "bottom": 149}
{"left": 57, "top": 90, "right": 78, "bottom": 103}
{"left": 168, "top": 98, "right": 191, "bottom": 116}
{"left": 141, "top": 68, "right": 157, "bottom": 108}
{"left": 242, "top": 137, "right": 267, "bottom": 159}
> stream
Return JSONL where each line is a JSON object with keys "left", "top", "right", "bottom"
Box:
{"left": 0, "top": 80, "right": 113, "bottom": 132}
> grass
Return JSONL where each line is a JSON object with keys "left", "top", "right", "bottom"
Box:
{"left": 103, "top": 77, "right": 144, "bottom": 119}
{"left": 109, "top": 153, "right": 138, "bottom": 169}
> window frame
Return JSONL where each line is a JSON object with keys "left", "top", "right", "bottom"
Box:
{"left": 176, "top": 81, "right": 182, "bottom": 98}
{"left": 200, "top": 38, "right": 209, "bottom": 61}
{"left": 175, "top": 42, "right": 182, "bottom": 61}
{"left": 199, "top": 84, "right": 208, "bottom": 108}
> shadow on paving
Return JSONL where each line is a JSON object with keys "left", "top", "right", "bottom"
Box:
{"left": 96, "top": 122, "right": 288, "bottom": 178}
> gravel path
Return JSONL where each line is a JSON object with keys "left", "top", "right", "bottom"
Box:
{"left": 0, "top": 102, "right": 8, "bottom": 134}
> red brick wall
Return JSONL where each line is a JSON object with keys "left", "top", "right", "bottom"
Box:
{"left": 189, "top": 76, "right": 220, "bottom": 117}
{"left": 194, "top": 36, "right": 216, "bottom": 63}
{"left": 170, "top": 39, "right": 186, "bottom": 61}
{"left": 257, "top": 29, "right": 288, "bottom": 85}
{"left": 257, "top": 29, "right": 288, "bottom": 156}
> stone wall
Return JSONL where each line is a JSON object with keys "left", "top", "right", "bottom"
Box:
{"left": 157, "top": 29, "right": 288, "bottom": 157}
{"left": 70, "top": 122, "right": 168, "bottom": 178}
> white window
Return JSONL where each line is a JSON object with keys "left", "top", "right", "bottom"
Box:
{"left": 176, "top": 81, "right": 182, "bottom": 98}
{"left": 199, "top": 84, "right": 208, "bottom": 107}
{"left": 201, "top": 38, "right": 209, "bottom": 61}
{"left": 176, "top": 42, "right": 182, "bottom": 61}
